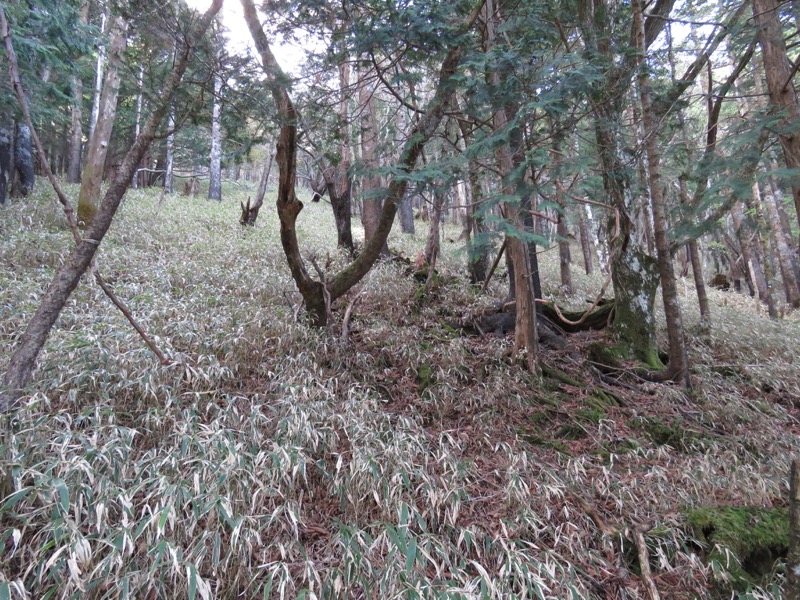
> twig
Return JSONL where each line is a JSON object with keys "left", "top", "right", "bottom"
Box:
{"left": 1, "top": 9, "right": 169, "bottom": 364}
{"left": 480, "top": 238, "right": 507, "bottom": 295}
{"left": 634, "top": 528, "right": 661, "bottom": 600}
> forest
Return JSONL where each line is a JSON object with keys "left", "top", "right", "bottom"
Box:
{"left": 1, "top": 0, "right": 800, "bottom": 597}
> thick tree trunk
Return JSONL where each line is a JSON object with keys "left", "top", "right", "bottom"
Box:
{"left": 634, "top": 0, "right": 689, "bottom": 385}
{"left": 594, "top": 109, "right": 662, "bottom": 367}
{"left": 208, "top": 73, "right": 223, "bottom": 201}
{"left": 13, "top": 123, "right": 34, "bottom": 196}
{"left": 0, "top": 1, "right": 223, "bottom": 410}
{"left": 753, "top": 0, "right": 800, "bottom": 231}
{"left": 77, "top": 15, "right": 127, "bottom": 226}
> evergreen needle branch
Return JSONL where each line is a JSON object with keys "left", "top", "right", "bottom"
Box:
{"left": 0, "top": 6, "right": 169, "bottom": 366}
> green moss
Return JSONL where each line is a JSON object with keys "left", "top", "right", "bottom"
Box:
{"left": 518, "top": 431, "right": 569, "bottom": 454}
{"left": 576, "top": 408, "right": 604, "bottom": 424}
{"left": 685, "top": 506, "right": 789, "bottom": 593}
{"left": 638, "top": 417, "right": 708, "bottom": 453}
{"left": 555, "top": 422, "right": 586, "bottom": 440}
{"left": 416, "top": 364, "right": 434, "bottom": 395}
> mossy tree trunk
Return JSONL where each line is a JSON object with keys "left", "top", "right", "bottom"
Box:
{"left": 77, "top": 15, "right": 126, "bottom": 227}
{"left": 0, "top": 125, "right": 10, "bottom": 205}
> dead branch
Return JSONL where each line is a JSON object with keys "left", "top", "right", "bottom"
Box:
{"left": 634, "top": 528, "right": 661, "bottom": 600}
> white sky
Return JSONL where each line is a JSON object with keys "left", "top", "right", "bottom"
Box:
{"left": 186, "top": 0, "right": 308, "bottom": 75}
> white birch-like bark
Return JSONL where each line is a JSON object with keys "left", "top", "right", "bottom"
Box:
{"left": 208, "top": 72, "right": 222, "bottom": 201}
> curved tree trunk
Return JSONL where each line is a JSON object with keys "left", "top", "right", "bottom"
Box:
{"left": 241, "top": 0, "right": 482, "bottom": 325}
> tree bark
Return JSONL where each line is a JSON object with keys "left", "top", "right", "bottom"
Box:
{"left": 485, "top": 0, "right": 537, "bottom": 370}
{"left": 0, "top": 0, "right": 223, "bottom": 410}
{"left": 13, "top": 123, "right": 34, "bottom": 197}
{"left": 67, "top": 0, "right": 87, "bottom": 189}
{"left": 753, "top": 0, "right": 800, "bottom": 231}
{"left": 208, "top": 71, "right": 223, "bottom": 201}
{"left": 424, "top": 186, "right": 446, "bottom": 265}
{"left": 577, "top": 203, "right": 594, "bottom": 275}
{"left": 165, "top": 112, "right": 175, "bottom": 193}
{"left": 89, "top": 11, "right": 107, "bottom": 141}
{"left": 324, "top": 61, "right": 354, "bottom": 251}
{"left": 760, "top": 176, "right": 800, "bottom": 306}
{"left": 358, "top": 72, "right": 388, "bottom": 256}
{"left": 77, "top": 15, "right": 127, "bottom": 226}
{"left": 131, "top": 64, "right": 145, "bottom": 188}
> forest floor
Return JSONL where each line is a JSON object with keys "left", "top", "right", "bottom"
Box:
{"left": 1, "top": 181, "right": 799, "bottom": 599}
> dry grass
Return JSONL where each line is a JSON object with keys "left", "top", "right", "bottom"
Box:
{"left": 0, "top": 181, "right": 798, "bottom": 599}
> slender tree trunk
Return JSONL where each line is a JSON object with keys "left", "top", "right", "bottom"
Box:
{"left": 0, "top": 0, "right": 223, "bottom": 410}
{"left": 89, "top": 11, "right": 107, "bottom": 142}
{"left": 131, "top": 65, "right": 144, "bottom": 189}
{"left": 749, "top": 184, "right": 781, "bottom": 317}
{"left": 77, "top": 15, "right": 127, "bottom": 226}
{"left": 67, "top": 72, "right": 83, "bottom": 184}
{"left": 577, "top": 203, "right": 594, "bottom": 275}
{"left": 165, "top": 112, "right": 175, "bottom": 193}
{"left": 424, "top": 185, "right": 446, "bottom": 265}
{"left": 485, "top": 0, "right": 537, "bottom": 370}
{"left": 753, "top": 0, "right": 800, "bottom": 231}
{"left": 760, "top": 177, "right": 800, "bottom": 306}
{"left": 208, "top": 72, "right": 223, "bottom": 201}
{"left": 634, "top": 0, "right": 689, "bottom": 384}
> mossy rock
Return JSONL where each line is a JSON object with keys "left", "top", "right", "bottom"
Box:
{"left": 586, "top": 341, "right": 624, "bottom": 370}
{"left": 685, "top": 506, "right": 788, "bottom": 593}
